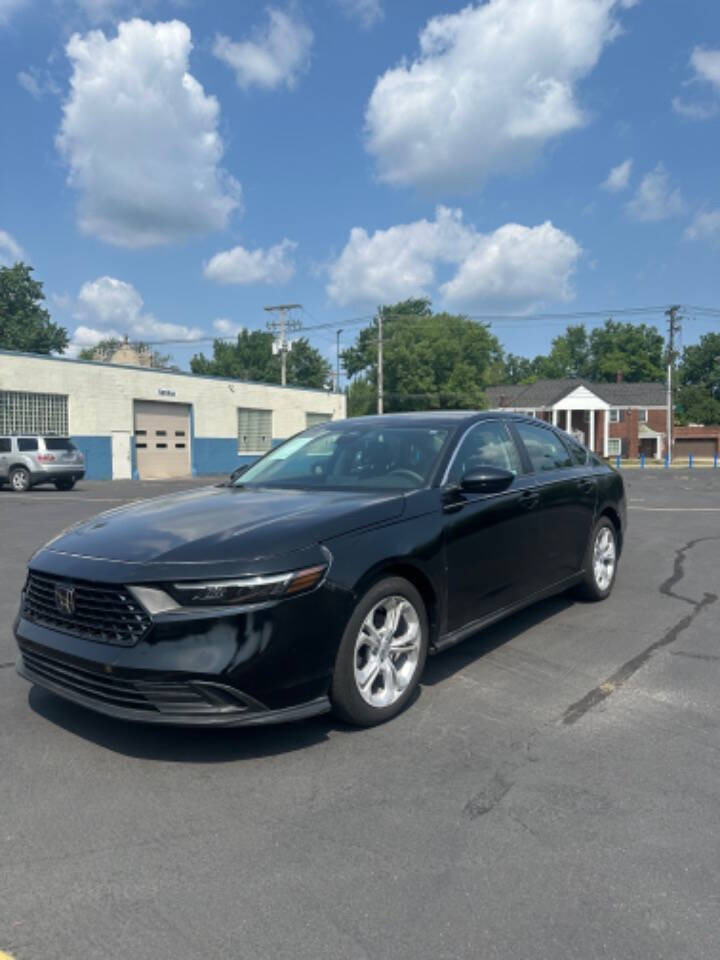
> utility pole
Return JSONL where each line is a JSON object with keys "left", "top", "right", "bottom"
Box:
{"left": 665, "top": 304, "right": 681, "bottom": 464}
{"left": 335, "top": 329, "right": 343, "bottom": 394}
{"left": 264, "top": 304, "right": 302, "bottom": 387}
{"left": 377, "top": 311, "right": 383, "bottom": 414}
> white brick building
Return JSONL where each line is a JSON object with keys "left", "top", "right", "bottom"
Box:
{"left": 0, "top": 350, "right": 345, "bottom": 479}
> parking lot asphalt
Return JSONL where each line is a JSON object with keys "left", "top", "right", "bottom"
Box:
{"left": 1, "top": 471, "right": 719, "bottom": 960}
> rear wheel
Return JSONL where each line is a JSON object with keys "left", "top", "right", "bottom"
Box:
{"left": 575, "top": 517, "right": 617, "bottom": 601}
{"left": 331, "top": 577, "right": 428, "bottom": 726}
{"left": 54, "top": 478, "right": 76, "bottom": 491}
{"left": 9, "top": 467, "right": 30, "bottom": 492}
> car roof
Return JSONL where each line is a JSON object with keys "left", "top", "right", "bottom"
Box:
{"left": 327, "top": 410, "right": 535, "bottom": 429}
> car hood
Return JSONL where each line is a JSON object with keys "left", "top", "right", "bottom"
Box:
{"left": 41, "top": 485, "right": 405, "bottom": 569}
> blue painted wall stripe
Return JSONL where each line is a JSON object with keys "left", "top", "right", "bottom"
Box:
{"left": 72, "top": 436, "right": 112, "bottom": 480}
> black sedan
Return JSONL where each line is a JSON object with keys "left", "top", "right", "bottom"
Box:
{"left": 15, "top": 413, "right": 625, "bottom": 727}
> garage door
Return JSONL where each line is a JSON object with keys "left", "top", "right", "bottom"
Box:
{"left": 674, "top": 437, "right": 717, "bottom": 459}
{"left": 134, "top": 401, "right": 191, "bottom": 479}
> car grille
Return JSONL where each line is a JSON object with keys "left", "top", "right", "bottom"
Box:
{"left": 20, "top": 647, "right": 250, "bottom": 716}
{"left": 22, "top": 571, "right": 151, "bottom": 646}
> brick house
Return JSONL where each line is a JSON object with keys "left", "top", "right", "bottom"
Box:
{"left": 486, "top": 378, "right": 667, "bottom": 459}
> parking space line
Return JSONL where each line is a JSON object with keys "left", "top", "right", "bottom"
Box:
{"left": 1, "top": 496, "right": 135, "bottom": 503}
{"left": 630, "top": 507, "right": 720, "bottom": 512}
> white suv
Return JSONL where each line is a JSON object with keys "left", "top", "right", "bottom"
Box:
{"left": 0, "top": 436, "right": 85, "bottom": 492}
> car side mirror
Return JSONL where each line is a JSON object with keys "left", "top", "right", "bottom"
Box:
{"left": 460, "top": 467, "right": 515, "bottom": 494}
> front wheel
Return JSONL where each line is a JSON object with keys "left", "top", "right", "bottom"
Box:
{"left": 575, "top": 518, "right": 618, "bottom": 601}
{"left": 331, "top": 577, "right": 429, "bottom": 726}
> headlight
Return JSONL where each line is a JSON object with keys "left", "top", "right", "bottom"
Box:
{"left": 169, "top": 564, "right": 327, "bottom": 607}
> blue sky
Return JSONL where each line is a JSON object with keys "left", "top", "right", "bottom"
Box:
{"left": 1, "top": 0, "right": 719, "bottom": 377}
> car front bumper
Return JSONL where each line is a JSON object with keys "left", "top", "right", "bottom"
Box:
{"left": 14, "top": 575, "right": 353, "bottom": 726}
{"left": 16, "top": 642, "right": 330, "bottom": 726}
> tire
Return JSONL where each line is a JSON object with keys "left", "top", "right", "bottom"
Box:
{"left": 54, "top": 478, "right": 76, "bottom": 491}
{"left": 575, "top": 517, "right": 618, "bottom": 601}
{"left": 331, "top": 576, "right": 429, "bottom": 727}
{"left": 9, "top": 467, "right": 30, "bottom": 492}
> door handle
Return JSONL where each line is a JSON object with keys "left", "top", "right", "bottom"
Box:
{"left": 577, "top": 477, "right": 595, "bottom": 492}
{"left": 519, "top": 489, "right": 540, "bottom": 509}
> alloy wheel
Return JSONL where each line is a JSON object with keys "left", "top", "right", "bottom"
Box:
{"left": 11, "top": 470, "right": 29, "bottom": 492}
{"left": 592, "top": 527, "right": 616, "bottom": 592}
{"left": 353, "top": 595, "right": 422, "bottom": 708}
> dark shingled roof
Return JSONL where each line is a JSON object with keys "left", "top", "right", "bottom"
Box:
{"left": 486, "top": 378, "right": 666, "bottom": 408}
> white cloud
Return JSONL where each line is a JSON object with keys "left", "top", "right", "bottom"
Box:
{"left": 213, "top": 9, "right": 313, "bottom": 90}
{"left": 673, "top": 47, "right": 720, "bottom": 120}
{"left": 626, "top": 164, "right": 685, "bottom": 222}
{"left": 441, "top": 222, "right": 582, "bottom": 307}
{"left": 684, "top": 209, "right": 720, "bottom": 243}
{"left": 365, "top": 0, "right": 633, "bottom": 190}
{"left": 204, "top": 239, "right": 297, "bottom": 285}
{"left": 0, "top": 228, "right": 24, "bottom": 264}
{"left": 17, "top": 67, "right": 60, "bottom": 99}
{"left": 57, "top": 18, "right": 240, "bottom": 248}
{"left": 213, "top": 317, "right": 244, "bottom": 337}
{"left": 326, "top": 206, "right": 581, "bottom": 310}
{"left": 0, "top": 0, "right": 27, "bottom": 25}
{"left": 334, "top": 0, "right": 383, "bottom": 29}
{"left": 70, "top": 276, "right": 203, "bottom": 348}
{"left": 601, "top": 157, "right": 632, "bottom": 192}
{"left": 691, "top": 47, "right": 720, "bottom": 91}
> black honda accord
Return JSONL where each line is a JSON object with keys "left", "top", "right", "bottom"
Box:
{"left": 15, "top": 412, "right": 625, "bottom": 727}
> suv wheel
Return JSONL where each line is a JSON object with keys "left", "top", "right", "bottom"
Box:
{"left": 331, "top": 576, "right": 429, "bottom": 726}
{"left": 10, "top": 467, "right": 31, "bottom": 492}
{"left": 54, "top": 478, "right": 76, "bottom": 491}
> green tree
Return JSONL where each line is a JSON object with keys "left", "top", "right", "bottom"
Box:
{"left": 190, "top": 329, "right": 331, "bottom": 389}
{"left": 78, "top": 337, "right": 174, "bottom": 369}
{"left": 0, "top": 262, "right": 68, "bottom": 354}
{"left": 676, "top": 332, "right": 720, "bottom": 424}
{"left": 534, "top": 324, "right": 590, "bottom": 379}
{"left": 502, "top": 353, "right": 539, "bottom": 384}
{"left": 526, "top": 319, "right": 664, "bottom": 383}
{"left": 587, "top": 320, "right": 664, "bottom": 382}
{"left": 342, "top": 298, "right": 505, "bottom": 416}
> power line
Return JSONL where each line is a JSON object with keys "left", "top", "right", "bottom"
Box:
{"left": 82, "top": 303, "right": 720, "bottom": 350}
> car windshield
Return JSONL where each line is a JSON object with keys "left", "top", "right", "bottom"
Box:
{"left": 235, "top": 425, "right": 452, "bottom": 491}
{"left": 44, "top": 438, "right": 76, "bottom": 451}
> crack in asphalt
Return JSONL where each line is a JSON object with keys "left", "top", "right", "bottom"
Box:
{"left": 463, "top": 771, "right": 515, "bottom": 819}
{"left": 561, "top": 536, "right": 720, "bottom": 726}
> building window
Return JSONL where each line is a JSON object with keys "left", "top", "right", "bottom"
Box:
{"left": 609, "top": 408, "right": 621, "bottom": 423}
{"left": 306, "top": 412, "right": 331, "bottom": 429}
{"left": 608, "top": 438, "right": 621, "bottom": 456}
{"left": 0, "top": 391, "right": 68, "bottom": 436}
{"left": 638, "top": 408, "right": 648, "bottom": 422}
{"left": 237, "top": 408, "right": 273, "bottom": 453}
{"left": 522, "top": 410, "right": 536, "bottom": 418}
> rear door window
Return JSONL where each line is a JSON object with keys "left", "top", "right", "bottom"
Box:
{"left": 44, "top": 438, "right": 77, "bottom": 451}
{"left": 564, "top": 438, "right": 589, "bottom": 467}
{"left": 17, "top": 438, "right": 38, "bottom": 452}
{"left": 515, "top": 422, "right": 573, "bottom": 473}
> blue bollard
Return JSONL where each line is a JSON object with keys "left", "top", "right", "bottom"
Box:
{"left": 715, "top": 452, "right": 719, "bottom": 469}
{"left": 640, "top": 453, "right": 645, "bottom": 469}
{"left": 665, "top": 453, "right": 670, "bottom": 468}
{"left": 615, "top": 454, "right": 621, "bottom": 469}
{"left": 689, "top": 453, "right": 693, "bottom": 469}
